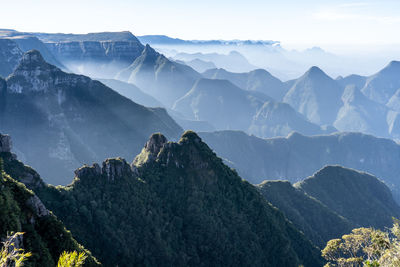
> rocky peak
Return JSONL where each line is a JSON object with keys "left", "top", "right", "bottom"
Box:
{"left": 179, "top": 130, "right": 202, "bottom": 145}
{"left": 132, "top": 133, "right": 168, "bottom": 167}
{"left": 75, "top": 159, "right": 133, "bottom": 182}
{"left": 305, "top": 66, "right": 327, "bottom": 79}
{"left": 6, "top": 50, "right": 62, "bottom": 93}
{"left": 0, "top": 133, "right": 12, "bottom": 153}
{"left": 142, "top": 44, "right": 159, "bottom": 57}
{"left": 145, "top": 133, "right": 168, "bottom": 155}
{"left": 74, "top": 163, "right": 102, "bottom": 180}
{"left": 18, "top": 49, "right": 49, "bottom": 69}
{"left": 102, "top": 158, "right": 132, "bottom": 181}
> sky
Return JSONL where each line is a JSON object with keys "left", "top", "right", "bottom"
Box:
{"left": 1, "top": 0, "right": 400, "bottom": 50}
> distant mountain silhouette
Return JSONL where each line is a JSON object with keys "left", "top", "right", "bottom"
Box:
{"left": 117, "top": 44, "right": 202, "bottom": 107}
{"left": 203, "top": 68, "right": 287, "bottom": 101}
{"left": 362, "top": 61, "right": 400, "bottom": 104}
{"left": 283, "top": 66, "right": 343, "bottom": 125}
{"left": 199, "top": 130, "right": 400, "bottom": 202}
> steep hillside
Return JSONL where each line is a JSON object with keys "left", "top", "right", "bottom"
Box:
{"left": 295, "top": 166, "right": 400, "bottom": 229}
{"left": 334, "top": 85, "right": 390, "bottom": 137}
{"left": 258, "top": 180, "right": 353, "bottom": 248}
{"left": 0, "top": 135, "right": 99, "bottom": 266}
{"left": 0, "top": 50, "right": 182, "bottom": 184}
{"left": 362, "top": 61, "right": 400, "bottom": 104}
{"left": 199, "top": 130, "right": 400, "bottom": 201}
{"left": 203, "top": 68, "right": 287, "bottom": 101}
{"left": 4, "top": 131, "right": 323, "bottom": 267}
{"left": 0, "top": 39, "right": 22, "bottom": 77}
{"left": 117, "top": 44, "right": 202, "bottom": 107}
{"left": 98, "top": 78, "right": 163, "bottom": 108}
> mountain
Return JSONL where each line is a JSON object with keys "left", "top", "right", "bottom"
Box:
{"left": 199, "top": 130, "right": 400, "bottom": 202}
{"left": 173, "top": 51, "right": 258, "bottom": 73}
{"left": 0, "top": 135, "right": 99, "bottom": 266}
{"left": 258, "top": 179, "right": 353, "bottom": 248}
{"left": 34, "top": 31, "right": 138, "bottom": 42}
{"left": 295, "top": 166, "right": 400, "bottom": 229}
{"left": 173, "top": 78, "right": 269, "bottom": 130}
{"left": 387, "top": 88, "right": 400, "bottom": 112}
{"left": 184, "top": 58, "right": 216, "bottom": 73}
{"left": 6, "top": 35, "right": 65, "bottom": 69}
{"left": 203, "top": 68, "right": 287, "bottom": 101}
{"left": 137, "top": 35, "right": 279, "bottom": 46}
{"left": 283, "top": 66, "right": 343, "bottom": 125}
{"left": 174, "top": 78, "right": 328, "bottom": 138}
{"left": 40, "top": 31, "right": 145, "bottom": 78}
{"left": 334, "top": 85, "right": 390, "bottom": 137}
{"left": 116, "top": 44, "right": 202, "bottom": 107}
{"left": 3, "top": 131, "right": 323, "bottom": 266}
{"left": 0, "top": 50, "right": 182, "bottom": 185}
{"left": 336, "top": 74, "right": 367, "bottom": 90}
{"left": 362, "top": 61, "right": 400, "bottom": 104}
{"left": 249, "top": 101, "right": 334, "bottom": 138}
{"left": 98, "top": 78, "right": 163, "bottom": 108}
{"left": 259, "top": 166, "right": 400, "bottom": 249}
{"left": 0, "top": 39, "right": 22, "bottom": 77}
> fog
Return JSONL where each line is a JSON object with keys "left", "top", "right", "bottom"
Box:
{"left": 151, "top": 43, "right": 400, "bottom": 81}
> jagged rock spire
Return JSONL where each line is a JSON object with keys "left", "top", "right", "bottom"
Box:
{"left": 0, "top": 133, "right": 12, "bottom": 153}
{"left": 132, "top": 133, "right": 168, "bottom": 167}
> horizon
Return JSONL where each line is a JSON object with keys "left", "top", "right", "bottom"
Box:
{"left": 1, "top": 0, "right": 400, "bottom": 53}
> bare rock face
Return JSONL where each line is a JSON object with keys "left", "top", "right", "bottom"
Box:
{"left": 26, "top": 195, "right": 50, "bottom": 218}
{"left": 0, "top": 133, "right": 12, "bottom": 153}
{"left": 144, "top": 133, "right": 168, "bottom": 156}
{"left": 102, "top": 158, "right": 132, "bottom": 181}
{"left": 132, "top": 133, "right": 168, "bottom": 167}
{"left": 74, "top": 163, "right": 102, "bottom": 179}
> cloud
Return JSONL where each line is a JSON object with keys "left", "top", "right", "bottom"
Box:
{"left": 313, "top": 2, "right": 400, "bottom": 25}
{"left": 338, "top": 2, "right": 371, "bottom": 8}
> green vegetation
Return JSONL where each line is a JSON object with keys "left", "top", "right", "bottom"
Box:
{"left": 0, "top": 233, "right": 32, "bottom": 267}
{"left": 322, "top": 220, "right": 400, "bottom": 266}
{"left": 57, "top": 251, "right": 87, "bottom": 267}
{"left": 4, "top": 131, "right": 323, "bottom": 266}
{"left": 258, "top": 180, "right": 353, "bottom": 248}
{"left": 0, "top": 155, "right": 100, "bottom": 267}
{"left": 295, "top": 166, "right": 400, "bottom": 229}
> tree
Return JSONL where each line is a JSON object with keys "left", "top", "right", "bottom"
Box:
{"left": 322, "top": 220, "right": 400, "bottom": 266}
{"left": 57, "top": 251, "right": 87, "bottom": 267}
{"left": 0, "top": 232, "right": 32, "bottom": 267}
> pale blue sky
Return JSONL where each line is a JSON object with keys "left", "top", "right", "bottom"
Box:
{"left": 1, "top": 0, "right": 400, "bottom": 48}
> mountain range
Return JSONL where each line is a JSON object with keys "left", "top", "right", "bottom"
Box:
{"left": 0, "top": 49, "right": 182, "bottom": 184}
{"left": 1, "top": 131, "right": 323, "bottom": 267}
{"left": 199, "top": 130, "right": 400, "bottom": 202}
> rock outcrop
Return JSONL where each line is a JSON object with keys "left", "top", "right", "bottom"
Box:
{"left": 26, "top": 195, "right": 50, "bottom": 219}
{"left": 0, "top": 133, "right": 11, "bottom": 152}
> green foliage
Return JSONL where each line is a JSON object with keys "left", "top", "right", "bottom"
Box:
{"left": 0, "top": 232, "right": 32, "bottom": 267}
{"left": 295, "top": 166, "right": 400, "bottom": 230}
{"left": 322, "top": 221, "right": 400, "bottom": 266}
{"left": 258, "top": 180, "right": 353, "bottom": 248}
{"left": 0, "top": 155, "right": 100, "bottom": 267}
{"left": 34, "top": 132, "right": 323, "bottom": 266}
{"left": 57, "top": 251, "right": 87, "bottom": 267}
